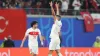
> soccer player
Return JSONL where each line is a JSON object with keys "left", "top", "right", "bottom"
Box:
{"left": 48, "top": 1, "right": 63, "bottom": 56}
{"left": 20, "top": 21, "right": 44, "bottom": 56}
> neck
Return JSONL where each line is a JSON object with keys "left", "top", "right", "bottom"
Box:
{"left": 58, "top": 19, "right": 60, "bottom": 21}
{"left": 32, "top": 27, "right": 36, "bottom": 29}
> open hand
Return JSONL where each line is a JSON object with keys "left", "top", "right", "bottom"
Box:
{"left": 49, "top": 1, "right": 53, "bottom": 7}
{"left": 55, "top": 2, "right": 59, "bottom": 8}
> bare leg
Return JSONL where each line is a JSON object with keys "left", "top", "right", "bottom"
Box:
{"left": 33, "top": 54, "right": 37, "bottom": 56}
{"left": 48, "top": 50, "right": 53, "bottom": 56}
{"left": 56, "top": 49, "right": 62, "bottom": 56}
{"left": 30, "top": 53, "right": 37, "bottom": 56}
{"left": 30, "top": 53, "right": 34, "bottom": 56}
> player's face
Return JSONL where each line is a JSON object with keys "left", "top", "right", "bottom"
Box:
{"left": 57, "top": 17, "right": 61, "bottom": 21}
{"left": 56, "top": 16, "right": 61, "bottom": 21}
{"left": 33, "top": 23, "right": 38, "bottom": 28}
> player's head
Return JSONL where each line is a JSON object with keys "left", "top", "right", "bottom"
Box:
{"left": 56, "top": 15, "right": 61, "bottom": 20}
{"left": 31, "top": 21, "right": 38, "bottom": 28}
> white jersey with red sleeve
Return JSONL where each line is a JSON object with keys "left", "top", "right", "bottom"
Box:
{"left": 25, "top": 28, "right": 41, "bottom": 46}
{"left": 50, "top": 19, "right": 62, "bottom": 39}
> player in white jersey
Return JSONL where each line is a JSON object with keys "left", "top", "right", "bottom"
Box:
{"left": 20, "top": 21, "right": 44, "bottom": 56}
{"left": 48, "top": 1, "right": 63, "bottom": 56}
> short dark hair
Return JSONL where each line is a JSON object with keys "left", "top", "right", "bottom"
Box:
{"left": 31, "top": 21, "right": 38, "bottom": 27}
{"left": 56, "top": 15, "right": 61, "bottom": 19}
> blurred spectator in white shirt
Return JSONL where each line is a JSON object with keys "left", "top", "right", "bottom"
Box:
{"left": 72, "top": 0, "right": 81, "bottom": 15}
{"left": 72, "top": 0, "right": 81, "bottom": 10}
{"left": 61, "top": 0, "right": 69, "bottom": 12}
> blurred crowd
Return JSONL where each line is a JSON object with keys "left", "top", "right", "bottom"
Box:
{"left": 0, "top": 0, "right": 50, "bottom": 8}
{"left": 0, "top": 0, "right": 99, "bottom": 9}
{"left": 0, "top": 0, "right": 100, "bottom": 15}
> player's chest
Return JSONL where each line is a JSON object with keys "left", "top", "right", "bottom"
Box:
{"left": 29, "top": 30, "right": 39, "bottom": 36}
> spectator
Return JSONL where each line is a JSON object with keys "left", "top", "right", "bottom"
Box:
{"left": 3, "top": 0, "right": 10, "bottom": 8}
{"left": 36, "top": 1, "right": 42, "bottom": 8}
{"left": 4, "top": 35, "right": 15, "bottom": 47}
{"left": 0, "top": 37, "right": 7, "bottom": 48}
{"left": 93, "top": 36, "right": 100, "bottom": 48}
{"left": 96, "top": 0, "right": 100, "bottom": 9}
{"left": 15, "top": 0, "right": 22, "bottom": 8}
{"left": 36, "top": 1, "right": 42, "bottom": 14}
{"left": 72, "top": 0, "right": 81, "bottom": 15}
{"left": 61, "top": 0, "right": 69, "bottom": 13}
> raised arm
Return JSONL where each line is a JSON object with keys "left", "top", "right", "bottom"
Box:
{"left": 55, "top": 2, "right": 60, "bottom": 15}
{"left": 49, "top": 1, "right": 57, "bottom": 21}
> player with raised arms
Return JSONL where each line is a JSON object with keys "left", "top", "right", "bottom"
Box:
{"left": 48, "top": 1, "right": 63, "bottom": 56}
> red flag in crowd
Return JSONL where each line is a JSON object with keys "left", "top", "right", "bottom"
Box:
{"left": 85, "top": 0, "right": 98, "bottom": 10}
{"left": 80, "top": 12, "right": 94, "bottom": 32}
{"left": 0, "top": 9, "right": 26, "bottom": 40}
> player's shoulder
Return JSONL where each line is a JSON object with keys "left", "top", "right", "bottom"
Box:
{"left": 27, "top": 28, "right": 32, "bottom": 31}
{"left": 36, "top": 28, "right": 40, "bottom": 31}
{"left": 56, "top": 19, "right": 62, "bottom": 22}
{"left": 28, "top": 28, "right": 32, "bottom": 30}
{"left": 56, "top": 19, "right": 62, "bottom": 24}
{"left": 59, "top": 20, "right": 62, "bottom": 26}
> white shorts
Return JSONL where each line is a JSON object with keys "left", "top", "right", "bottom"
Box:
{"left": 49, "top": 38, "right": 60, "bottom": 50}
{"left": 28, "top": 45, "right": 38, "bottom": 54}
